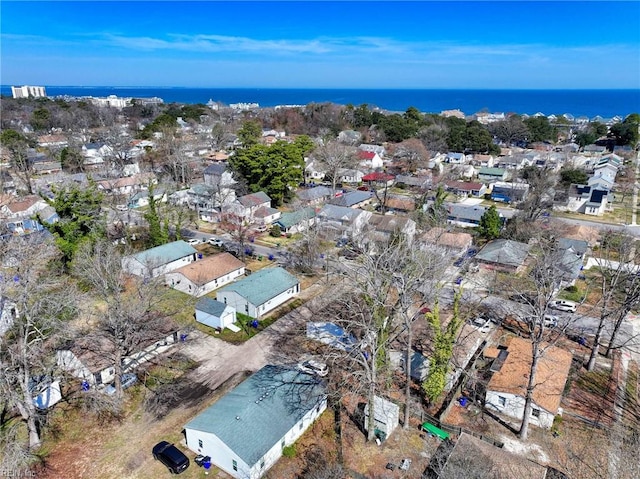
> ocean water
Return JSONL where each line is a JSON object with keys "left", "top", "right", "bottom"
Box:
{"left": 2, "top": 86, "right": 638, "bottom": 119}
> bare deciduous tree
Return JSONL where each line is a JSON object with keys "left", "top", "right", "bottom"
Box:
{"left": 312, "top": 141, "right": 357, "bottom": 196}
{"left": 71, "top": 240, "right": 169, "bottom": 400}
{"left": 0, "top": 235, "right": 75, "bottom": 464}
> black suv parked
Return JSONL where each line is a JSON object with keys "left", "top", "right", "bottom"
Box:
{"left": 152, "top": 441, "right": 190, "bottom": 474}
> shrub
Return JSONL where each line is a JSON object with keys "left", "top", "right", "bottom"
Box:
{"left": 282, "top": 445, "right": 296, "bottom": 458}
{"left": 269, "top": 224, "right": 282, "bottom": 237}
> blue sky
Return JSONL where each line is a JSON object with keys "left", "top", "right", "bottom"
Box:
{"left": 1, "top": 1, "right": 639, "bottom": 89}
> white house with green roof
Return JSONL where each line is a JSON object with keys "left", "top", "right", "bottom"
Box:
{"left": 122, "top": 240, "right": 198, "bottom": 278}
{"left": 216, "top": 267, "right": 300, "bottom": 318}
{"left": 274, "top": 207, "right": 316, "bottom": 234}
{"left": 184, "top": 364, "right": 327, "bottom": 479}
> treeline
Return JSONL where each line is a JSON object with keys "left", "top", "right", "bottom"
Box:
{"left": 1, "top": 96, "right": 638, "bottom": 151}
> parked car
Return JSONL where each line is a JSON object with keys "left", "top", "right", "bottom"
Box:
{"left": 453, "top": 258, "right": 464, "bottom": 267}
{"left": 104, "top": 373, "right": 137, "bottom": 395}
{"left": 207, "top": 237, "right": 223, "bottom": 247}
{"left": 297, "top": 359, "right": 329, "bottom": 377}
{"left": 548, "top": 299, "right": 577, "bottom": 313}
{"left": 465, "top": 248, "right": 478, "bottom": 258}
{"left": 187, "top": 238, "right": 202, "bottom": 246}
{"left": 470, "top": 317, "right": 492, "bottom": 334}
{"left": 115, "top": 204, "right": 128, "bottom": 211}
{"left": 152, "top": 441, "right": 190, "bottom": 474}
{"left": 543, "top": 314, "right": 559, "bottom": 328}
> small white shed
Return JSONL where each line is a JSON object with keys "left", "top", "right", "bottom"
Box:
{"left": 364, "top": 396, "right": 399, "bottom": 440}
{"left": 195, "top": 297, "right": 236, "bottom": 330}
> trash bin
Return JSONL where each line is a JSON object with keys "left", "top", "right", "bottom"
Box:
{"left": 458, "top": 397, "right": 468, "bottom": 407}
{"left": 180, "top": 333, "right": 188, "bottom": 342}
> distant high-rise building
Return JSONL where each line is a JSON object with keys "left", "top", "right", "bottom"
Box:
{"left": 11, "top": 85, "right": 47, "bottom": 99}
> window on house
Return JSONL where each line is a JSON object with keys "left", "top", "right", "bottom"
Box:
{"left": 232, "top": 460, "right": 237, "bottom": 471}
{"left": 299, "top": 422, "right": 304, "bottom": 430}
{"left": 260, "top": 459, "right": 265, "bottom": 469}
{"left": 281, "top": 439, "right": 285, "bottom": 449}
{"left": 498, "top": 396, "right": 506, "bottom": 407}
{"left": 532, "top": 408, "right": 540, "bottom": 418}
{"left": 198, "top": 439, "right": 203, "bottom": 449}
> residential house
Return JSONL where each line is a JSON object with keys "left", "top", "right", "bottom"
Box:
{"left": 216, "top": 267, "right": 300, "bottom": 319}
{"left": 184, "top": 364, "right": 326, "bottom": 479}
{"left": 56, "top": 317, "right": 180, "bottom": 387}
{"left": 395, "top": 174, "right": 432, "bottom": 190}
{"left": 475, "top": 239, "right": 530, "bottom": 273}
{"left": 445, "top": 181, "right": 487, "bottom": 198}
{"left": 364, "top": 214, "right": 417, "bottom": 245}
{"left": 478, "top": 167, "right": 507, "bottom": 182}
{"left": 588, "top": 163, "right": 618, "bottom": 191}
{"left": 358, "top": 144, "right": 386, "bottom": 157}
{"left": 384, "top": 195, "right": 416, "bottom": 213}
{"left": 96, "top": 172, "right": 156, "bottom": 196}
{"left": 445, "top": 203, "right": 491, "bottom": 228}
{"left": 274, "top": 208, "right": 316, "bottom": 234}
{"left": 561, "top": 184, "right": 611, "bottom": 216}
{"left": 304, "top": 158, "right": 326, "bottom": 182}
{"left": 252, "top": 206, "right": 282, "bottom": 227}
{"left": 27, "top": 148, "right": 62, "bottom": 174}
{"left": 361, "top": 172, "right": 395, "bottom": 188}
{"left": 445, "top": 152, "right": 467, "bottom": 164}
{"left": 122, "top": 240, "right": 198, "bottom": 278}
{"left": 194, "top": 297, "right": 237, "bottom": 330}
{"left": 0, "top": 195, "right": 56, "bottom": 235}
{"left": 583, "top": 144, "right": 607, "bottom": 155}
{"left": 357, "top": 150, "right": 383, "bottom": 169}
{"left": 330, "top": 190, "right": 374, "bottom": 208}
{"left": 296, "top": 186, "right": 332, "bottom": 205}
{"left": 316, "top": 204, "right": 372, "bottom": 239}
{"left": 82, "top": 142, "right": 113, "bottom": 167}
{"left": 472, "top": 154, "right": 495, "bottom": 168}
{"left": 228, "top": 192, "right": 273, "bottom": 220}
{"left": 37, "top": 134, "right": 68, "bottom": 149}
{"left": 490, "top": 181, "right": 530, "bottom": 203}
{"left": 425, "top": 432, "right": 550, "bottom": 479}
{"left": 485, "top": 337, "right": 572, "bottom": 429}
{"left": 337, "top": 169, "right": 365, "bottom": 184}
{"left": 127, "top": 188, "right": 167, "bottom": 209}
{"left": 165, "top": 252, "right": 246, "bottom": 297}
{"left": 496, "top": 154, "right": 533, "bottom": 170}
{"left": 204, "top": 163, "right": 236, "bottom": 191}
{"left": 555, "top": 238, "right": 588, "bottom": 287}
{"left": 420, "top": 228, "right": 473, "bottom": 256}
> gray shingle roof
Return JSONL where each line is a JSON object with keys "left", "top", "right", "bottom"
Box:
{"left": 218, "top": 267, "right": 298, "bottom": 305}
{"left": 195, "top": 297, "right": 228, "bottom": 316}
{"left": 131, "top": 240, "right": 197, "bottom": 266}
{"left": 329, "top": 190, "right": 373, "bottom": 207}
{"left": 184, "top": 365, "right": 326, "bottom": 466}
{"left": 238, "top": 191, "right": 271, "bottom": 208}
{"left": 476, "top": 239, "right": 530, "bottom": 268}
{"left": 318, "top": 204, "right": 364, "bottom": 223}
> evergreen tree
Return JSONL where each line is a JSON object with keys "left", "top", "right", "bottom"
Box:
{"left": 144, "top": 185, "right": 169, "bottom": 247}
{"left": 39, "top": 179, "right": 105, "bottom": 267}
{"left": 477, "top": 205, "right": 502, "bottom": 240}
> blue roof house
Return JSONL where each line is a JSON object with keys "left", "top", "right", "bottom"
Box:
{"left": 216, "top": 267, "right": 300, "bottom": 319}
{"left": 122, "top": 240, "right": 198, "bottom": 278}
{"left": 184, "top": 364, "right": 327, "bottom": 479}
